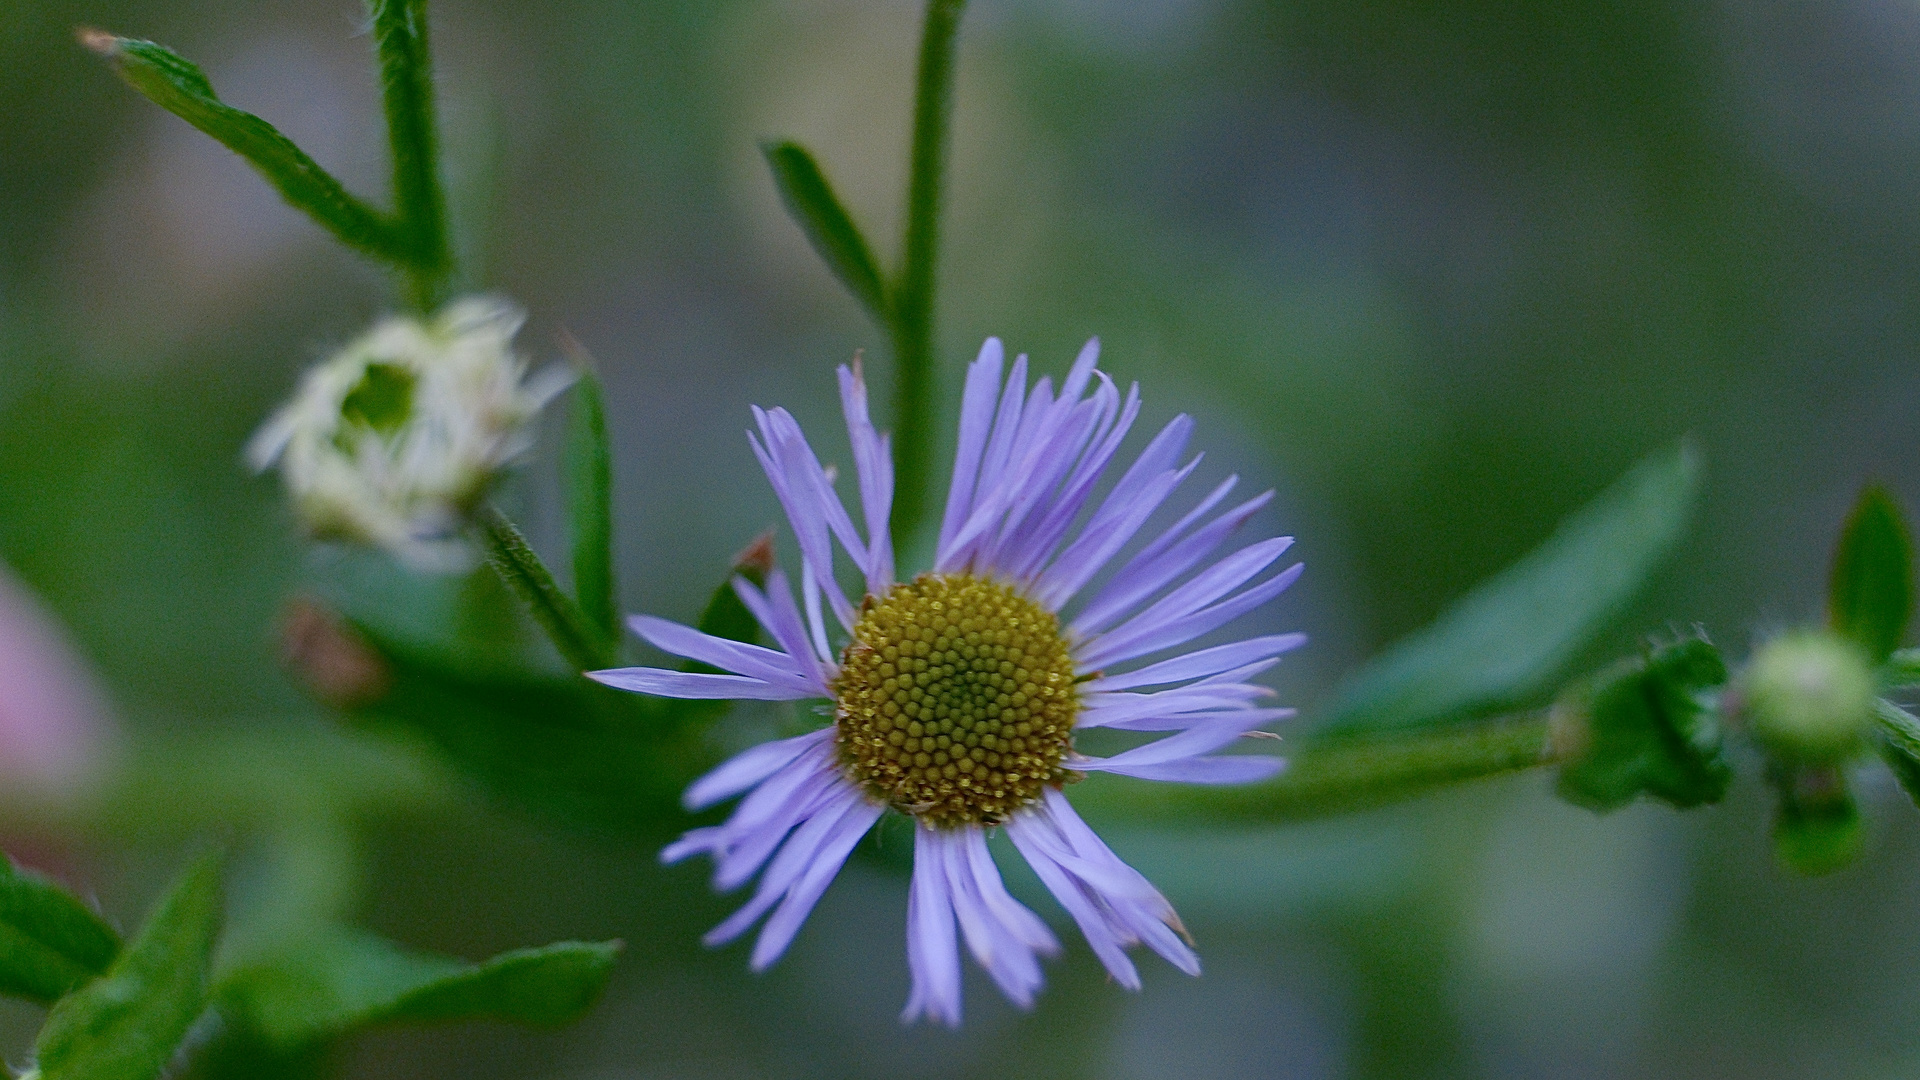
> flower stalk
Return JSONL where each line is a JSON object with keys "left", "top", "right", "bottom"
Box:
{"left": 887, "top": 0, "right": 968, "bottom": 552}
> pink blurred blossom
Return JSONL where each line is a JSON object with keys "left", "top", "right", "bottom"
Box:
{"left": 0, "top": 563, "right": 110, "bottom": 795}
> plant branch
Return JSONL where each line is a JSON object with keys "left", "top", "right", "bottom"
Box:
{"left": 887, "top": 0, "right": 968, "bottom": 553}
{"left": 478, "top": 507, "right": 618, "bottom": 674}
{"left": 371, "top": 0, "right": 453, "bottom": 309}
{"left": 1073, "top": 712, "right": 1559, "bottom": 826}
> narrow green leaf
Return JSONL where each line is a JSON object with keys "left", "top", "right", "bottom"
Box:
{"left": 761, "top": 142, "right": 889, "bottom": 322}
{"left": 37, "top": 852, "right": 223, "bottom": 1080}
{"left": 79, "top": 32, "right": 407, "bottom": 267}
{"left": 564, "top": 365, "right": 618, "bottom": 646}
{"left": 1555, "top": 634, "right": 1730, "bottom": 812}
{"left": 0, "top": 858, "right": 120, "bottom": 1005}
{"left": 1883, "top": 647, "right": 1920, "bottom": 690}
{"left": 478, "top": 506, "right": 617, "bottom": 673}
{"left": 1872, "top": 698, "right": 1920, "bottom": 809}
{"left": 221, "top": 928, "right": 619, "bottom": 1048}
{"left": 1829, "top": 485, "right": 1914, "bottom": 664}
{"left": 1316, "top": 444, "right": 1701, "bottom": 735}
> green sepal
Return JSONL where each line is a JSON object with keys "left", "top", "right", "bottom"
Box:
{"left": 80, "top": 33, "right": 407, "bottom": 267}
{"left": 564, "top": 366, "right": 619, "bottom": 646}
{"left": 761, "top": 141, "right": 889, "bottom": 323}
{"left": 217, "top": 927, "right": 620, "bottom": 1050}
{"left": 1829, "top": 485, "right": 1914, "bottom": 664}
{"left": 36, "top": 851, "right": 224, "bottom": 1080}
{"left": 1555, "top": 633, "right": 1730, "bottom": 812}
{"left": 1316, "top": 443, "right": 1700, "bottom": 735}
{"left": 0, "top": 858, "right": 121, "bottom": 1005}
{"left": 1768, "top": 763, "right": 1864, "bottom": 876}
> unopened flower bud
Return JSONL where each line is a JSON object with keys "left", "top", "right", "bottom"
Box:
{"left": 247, "top": 296, "right": 571, "bottom": 570}
{"left": 1738, "top": 629, "right": 1875, "bottom": 763}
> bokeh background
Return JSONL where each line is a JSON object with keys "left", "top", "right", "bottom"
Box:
{"left": 5, "top": 0, "right": 1920, "bottom": 1076}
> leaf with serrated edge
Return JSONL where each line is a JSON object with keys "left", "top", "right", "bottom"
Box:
{"left": 0, "top": 858, "right": 120, "bottom": 1005}
{"left": 1317, "top": 444, "right": 1700, "bottom": 735}
{"left": 36, "top": 852, "right": 222, "bottom": 1080}
{"left": 1830, "top": 485, "right": 1915, "bottom": 664}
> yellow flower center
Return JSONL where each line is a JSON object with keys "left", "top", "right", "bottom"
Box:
{"left": 834, "top": 574, "right": 1080, "bottom": 827}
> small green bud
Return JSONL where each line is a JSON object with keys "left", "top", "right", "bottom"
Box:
{"left": 1738, "top": 630, "right": 1875, "bottom": 763}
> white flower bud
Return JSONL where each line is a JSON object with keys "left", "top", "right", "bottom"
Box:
{"left": 1737, "top": 629, "right": 1875, "bottom": 763}
{"left": 247, "top": 296, "right": 572, "bottom": 570}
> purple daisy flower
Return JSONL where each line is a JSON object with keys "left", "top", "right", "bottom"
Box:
{"left": 592, "top": 338, "right": 1304, "bottom": 1025}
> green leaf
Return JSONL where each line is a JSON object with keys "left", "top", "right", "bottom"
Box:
{"left": 1768, "top": 764, "right": 1863, "bottom": 876}
{"left": 0, "top": 858, "right": 120, "bottom": 1005}
{"left": 1555, "top": 634, "right": 1730, "bottom": 812}
{"left": 37, "top": 852, "right": 223, "bottom": 1080}
{"left": 690, "top": 534, "right": 773, "bottom": 664}
{"left": 1882, "top": 647, "right": 1920, "bottom": 690}
{"left": 220, "top": 928, "right": 619, "bottom": 1049}
{"left": 79, "top": 33, "right": 407, "bottom": 268}
{"left": 1316, "top": 443, "right": 1700, "bottom": 736}
{"left": 1829, "top": 485, "right": 1914, "bottom": 664}
{"left": 1872, "top": 698, "right": 1920, "bottom": 809}
{"left": 762, "top": 142, "right": 889, "bottom": 322}
{"left": 564, "top": 366, "right": 618, "bottom": 646}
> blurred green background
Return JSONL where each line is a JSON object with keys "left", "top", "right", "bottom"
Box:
{"left": 4, "top": 0, "right": 1920, "bottom": 1076}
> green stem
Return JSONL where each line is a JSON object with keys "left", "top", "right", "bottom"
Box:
{"left": 1073, "top": 713, "right": 1558, "bottom": 826}
{"left": 478, "top": 507, "right": 618, "bottom": 673}
{"left": 887, "top": 0, "right": 968, "bottom": 553}
{"left": 371, "top": 0, "right": 452, "bottom": 310}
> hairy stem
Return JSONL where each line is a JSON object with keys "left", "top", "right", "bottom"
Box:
{"left": 371, "top": 0, "right": 452, "bottom": 309}
{"left": 1074, "top": 713, "right": 1559, "bottom": 826}
{"left": 478, "top": 507, "right": 618, "bottom": 674}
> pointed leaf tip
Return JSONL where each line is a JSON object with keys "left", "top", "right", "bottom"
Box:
{"left": 36, "top": 851, "right": 223, "bottom": 1080}
{"left": 1830, "top": 484, "right": 1914, "bottom": 664}
{"left": 761, "top": 141, "right": 889, "bottom": 323}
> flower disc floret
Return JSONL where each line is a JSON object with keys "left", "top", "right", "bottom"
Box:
{"left": 835, "top": 574, "right": 1079, "bottom": 826}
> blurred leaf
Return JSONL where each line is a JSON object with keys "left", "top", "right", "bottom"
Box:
{"left": 37, "top": 852, "right": 223, "bottom": 1080}
{"left": 1768, "top": 764, "right": 1863, "bottom": 876}
{"left": 1872, "top": 698, "right": 1920, "bottom": 810}
{"left": 56, "top": 729, "right": 454, "bottom": 842}
{"left": 1883, "top": 648, "right": 1920, "bottom": 690}
{"left": 564, "top": 367, "right": 618, "bottom": 646}
{"left": 685, "top": 534, "right": 773, "bottom": 674}
{"left": 0, "top": 857, "right": 120, "bottom": 1005}
{"left": 79, "top": 33, "right": 406, "bottom": 267}
{"left": 1555, "top": 633, "right": 1730, "bottom": 812}
{"left": 762, "top": 142, "right": 890, "bottom": 322}
{"left": 1829, "top": 485, "right": 1914, "bottom": 664}
{"left": 1316, "top": 443, "right": 1699, "bottom": 735}
{"left": 221, "top": 928, "right": 619, "bottom": 1049}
